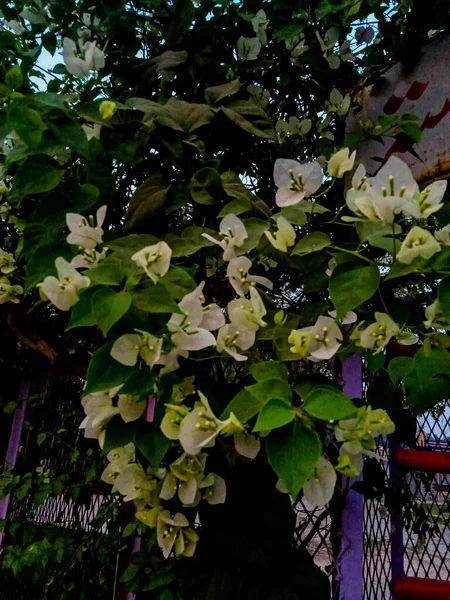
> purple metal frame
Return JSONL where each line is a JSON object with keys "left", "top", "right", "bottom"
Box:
{"left": 389, "top": 436, "right": 405, "bottom": 598}
{"left": 338, "top": 354, "right": 364, "bottom": 600}
{"left": 0, "top": 380, "right": 30, "bottom": 548}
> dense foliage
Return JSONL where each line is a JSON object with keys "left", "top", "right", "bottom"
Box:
{"left": 0, "top": 0, "right": 450, "bottom": 597}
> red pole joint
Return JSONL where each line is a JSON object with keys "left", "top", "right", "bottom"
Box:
{"left": 393, "top": 577, "right": 450, "bottom": 599}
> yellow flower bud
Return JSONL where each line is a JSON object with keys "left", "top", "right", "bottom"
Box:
{"left": 99, "top": 100, "right": 117, "bottom": 120}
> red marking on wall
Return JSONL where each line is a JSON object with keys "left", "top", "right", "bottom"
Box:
{"left": 383, "top": 81, "right": 429, "bottom": 114}
{"left": 385, "top": 139, "right": 407, "bottom": 160}
{"left": 421, "top": 98, "right": 450, "bottom": 130}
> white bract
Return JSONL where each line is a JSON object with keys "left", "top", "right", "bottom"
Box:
{"left": 273, "top": 159, "right": 323, "bottom": 207}
{"left": 114, "top": 463, "right": 157, "bottom": 503}
{"left": 264, "top": 216, "right": 296, "bottom": 252}
{"left": 157, "top": 510, "right": 198, "bottom": 558}
{"left": 397, "top": 226, "right": 441, "bottom": 264}
{"left": 328, "top": 310, "right": 357, "bottom": 325}
{"left": 402, "top": 180, "right": 447, "bottom": 219}
{"left": 216, "top": 323, "right": 256, "bottom": 361}
{"left": 111, "top": 331, "right": 162, "bottom": 367}
{"left": 227, "top": 256, "right": 273, "bottom": 297}
{"left": 251, "top": 9, "right": 268, "bottom": 44}
{"left": 199, "top": 473, "right": 227, "bottom": 505}
{"left": 435, "top": 224, "right": 450, "bottom": 246}
{"left": 0, "top": 250, "right": 16, "bottom": 274}
{"left": 66, "top": 206, "right": 106, "bottom": 250}
{"left": 308, "top": 316, "right": 342, "bottom": 360}
{"left": 80, "top": 392, "right": 119, "bottom": 440}
{"left": 228, "top": 287, "right": 267, "bottom": 332}
{"left": 202, "top": 214, "right": 248, "bottom": 261}
{"left": 0, "top": 278, "right": 23, "bottom": 305}
{"left": 101, "top": 443, "right": 136, "bottom": 487}
{"left": 335, "top": 406, "right": 395, "bottom": 455}
{"left": 234, "top": 433, "right": 261, "bottom": 459}
{"left": 41, "top": 257, "right": 90, "bottom": 311}
{"left": 62, "top": 37, "right": 105, "bottom": 77}
{"left": 303, "top": 457, "right": 337, "bottom": 507}
{"left": 424, "top": 300, "right": 450, "bottom": 330}
{"left": 360, "top": 312, "right": 399, "bottom": 353}
{"left": 132, "top": 241, "right": 172, "bottom": 283}
{"left": 160, "top": 404, "right": 190, "bottom": 440}
{"left": 326, "top": 88, "right": 351, "bottom": 115}
{"left": 117, "top": 395, "right": 146, "bottom": 423}
{"left": 288, "top": 326, "right": 313, "bottom": 358}
{"left": 328, "top": 148, "right": 356, "bottom": 178}
{"left": 71, "top": 248, "right": 107, "bottom": 269}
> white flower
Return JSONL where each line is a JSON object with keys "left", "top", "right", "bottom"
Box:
{"left": 352, "top": 163, "right": 368, "bottom": 190}
{"left": 227, "top": 256, "right": 273, "bottom": 297}
{"left": 435, "top": 224, "right": 450, "bottom": 246}
{"left": 216, "top": 323, "right": 256, "bottom": 361}
{"left": 303, "top": 457, "right": 337, "bottom": 507}
{"left": 157, "top": 511, "right": 198, "bottom": 558}
{"left": 114, "top": 463, "right": 157, "bottom": 503}
{"left": 424, "top": 300, "right": 450, "bottom": 330}
{"left": 157, "top": 348, "right": 189, "bottom": 374}
{"left": 82, "top": 123, "right": 102, "bottom": 141}
{"left": 160, "top": 404, "right": 190, "bottom": 440}
{"left": 360, "top": 312, "right": 399, "bottom": 353}
{"left": 118, "top": 395, "right": 146, "bottom": 423}
{"left": 344, "top": 187, "right": 379, "bottom": 223}
{"left": 110, "top": 331, "right": 162, "bottom": 367}
{"left": 397, "top": 331, "right": 419, "bottom": 346}
{"left": 132, "top": 241, "right": 172, "bottom": 283}
{"left": 308, "top": 316, "right": 342, "bottom": 360}
{"left": 71, "top": 248, "right": 107, "bottom": 269}
{"left": 336, "top": 407, "right": 394, "bottom": 455}
{"left": 228, "top": 287, "right": 267, "bottom": 332}
{"left": 66, "top": 206, "right": 106, "bottom": 250}
{"left": 41, "top": 257, "right": 90, "bottom": 311}
{"left": 288, "top": 327, "right": 313, "bottom": 358}
{"left": 160, "top": 453, "right": 207, "bottom": 506}
{"left": 328, "top": 148, "right": 356, "bottom": 178}
{"left": 101, "top": 443, "right": 136, "bottom": 487}
{"left": 397, "top": 226, "right": 441, "bottom": 264}
{"left": 251, "top": 9, "right": 268, "bottom": 44}
{"left": 62, "top": 37, "right": 105, "bottom": 77}
{"left": 328, "top": 310, "right": 357, "bottom": 325}
{"left": 80, "top": 392, "right": 119, "bottom": 439}
{"left": 167, "top": 283, "right": 220, "bottom": 352}
{"left": 0, "top": 278, "right": 23, "bottom": 305}
{"left": 326, "top": 88, "right": 351, "bottom": 116}
{"left": 202, "top": 214, "right": 248, "bottom": 261}
{"left": 273, "top": 159, "right": 323, "bottom": 207}
{"left": 264, "top": 216, "right": 296, "bottom": 252}
{"left": 402, "top": 180, "right": 447, "bottom": 219}
{"left": 369, "top": 157, "right": 418, "bottom": 224}
{"left": 199, "top": 473, "right": 227, "bottom": 505}
{"left": 0, "top": 250, "right": 16, "bottom": 274}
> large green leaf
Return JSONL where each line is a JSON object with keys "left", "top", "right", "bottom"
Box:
{"left": 49, "top": 119, "right": 89, "bottom": 158}
{"left": 7, "top": 104, "right": 47, "bottom": 147}
{"left": 205, "top": 78, "right": 242, "bottom": 105}
{"left": 130, "top": 280, "right": 181, "bottom": 313}
{"left": 404, "top": 348, "right": 450, "bottom": 412}
{"left": 123, "top": 175, "right": 171, "bottom": 234}
{"left": 222, "top": 100, "right": 277, "bottom": 141}
{"left": 190, "top": 167, "right": 222, "bottom": 205}
{"left": 303, "top": 386, "right": 356, "bottom": 420}
{"left": 292, "top": 232, "right": 332, "bottom": 256}
{"left": 249, "top": 361, "right": 288, "bottom": 382}
{"left": 163, "top": 98, "right": 215, "bottom": 133}
{"left": 92, "top": 289, "right": 132, "bottom": 336}
{"left": 12, "top": 155, "right": 63, "bottom": 197}
{"left": 119, "top": 370, "right": 156, "bottom": 396}
{"left": 65, "top": 286, "right": 100, "bottom": 331}
{"left": 253, "top": 398, "right": 295, "bottom": 432}
{"left": 246, "top": 379, "right": 292, "bottom": 405}
{"left": 85, "top": 262, "right": 124, "bottom": 287}
{"left": 220, "top": 389, "right": 264, "bottom": 422}
{"left": 84, "top": 342, "right": 133, "bottom": 395}
{"left": 161, "top": 266, "right": 196, "bottom": 299}
{"left": 103, "top": 416, "right": 140, "bottom": 453}
{"left": 388, "top": 356, "right": 414, "bottom": 386}
{"left": 267, "top": 420, "right": 321, "bottom": 498}
{"left": 329, "top": 262, "right": 380, "bottom": 315}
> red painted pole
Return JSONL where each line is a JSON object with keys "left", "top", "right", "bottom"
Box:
{"left": 395, "top": 449, "right": 450, "bottom": 474}
{"left": 393, "top": 577, "right": 450, "bottom": 599}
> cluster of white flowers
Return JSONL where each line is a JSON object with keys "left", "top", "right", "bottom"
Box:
{"left": 62, "top": 36, "right": 105, "bottom": 78}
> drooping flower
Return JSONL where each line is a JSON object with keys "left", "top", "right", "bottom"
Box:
{"left": 335, "top": 406, "right": 395, "bottom": 456}
{"left": 264, "top": 216, "right": 296, "bottom": 252}
{"left": 273, "top": 159, "right": 323, "bottom": 207}
{"left": 41, "top": 257, "right": 90, "bottom": 311}
{"left": 62, "top": 37, "right": 105, "bottom": 77}
{"left": 71, "top": 248, "right": 107, "bottom": 270}
{"left": 114, "top": 463, "right": 157, "bottom": 503}
{"left": 397, "top": 226, "right": 441, "bottom": 264}
{"left": 360, "top": 312, "right": 399, "bottom": 353}
{"left": 80, "top": 391, "right": 119, "bottom": 440}
{"left": 157, "top": 511, "right": 198, "bottom": 558}
{"left": 0, "top": 250, "right": 16, "bottom": 275}
{"left": 228, "top": 287, "right": 267, "bottom": 332}
{"left": 160, "top": 404, "right": 190, "bottom": 440}
{"left": 132, "top": 241, "right": 172, "bottom": 283}
{"left": 327, "top": 148, "right": 356, "bottom": 178}
{"left": 309, "top": 316, "right": 342, "bottom": 360}
{"left": 335, "top": 452, "right": 363, "bottom": 478}
{"left": 402, "top": 180, "right": 447, "bottom": 220}
{"left": 101, "top": 443, "right": 136, "bottom": 487}
{"left": 66, "top": 206, "right": 107, "bottom": 250}
{"left": 216, "top": 323, "right": 256, "bottom": 361}
{"left": 424, "top": 300, "right": 450, "bottom": 330}
{"left": 0, "top": 278, "right": 23, "bottom": 305}
{"left": 110, "top": 331, "right": 162, "bottom": 367}
{"left": 202, "top": 214, "right": 248, "bottom": 261}
{"left": 303, "top": 457, "right": 337, "bottom": 507}
{"left": 160, "top": 453, "right": 207, "bottom": 506}
{"left": 227, "top": 256, "right": 273, "bottom": 297}
{"left": 199, "top": 473, "right": 227, "bottom": 505}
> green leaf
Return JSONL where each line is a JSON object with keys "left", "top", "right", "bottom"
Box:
{"left": 131, "top": 280, "right": 181, "bottom": 313}
{"left": 12, "top": 155, "right": 63, "bottom": 196}
{"left": 92, "top": 289, "right": 132, "bottom": 336}
{"left": 402, "top": 122, "right": 422, "bottom": 144}
{"left": 267, "top": 420, "right": 321, "bottom": 498}
{"left": 37, "top": 433, "right": 46, "bottom": 447}
{"left": 7, "top": 104, "right": 47, "bottom": 147}
{"left": 5, "top": 65, "right": 23, "bottom": 90}
{"left": 292, "top": 232, "right": 332, "bottom": 255}
{"left": 103, "top": 415, "right": 140, "bottom": 453}
{"left": 190, "top": 167, "right": 222, "bottom": 205}
{"left": 240, "top": 218, "right": 270, "bottom": 252}
{"left": 385, "top": 258, "right": 427, "bottom": 280}
{"left": 253, "top": 398, "right": 295, "bottom": 432}
{"left": 205, "top": 78, "right": 242, "bottom": 105}
{"left": 249, "top": 361, "right": 288, "bottom": 382}
{"left": 161, "top": 266, "right": 196, "bottom": 299}
{"left": 220, "top": 389, "right": 264, "bottom": 422}
{"left": 85, "top": 262, "right": 124, "bottom": 287}
{"left": 218, "top": 198, "right": 252, "bottom": 217}
{"left": 65, "top": 287, "right": 100, "bottom": 331}
{"left": 136, "top": 419, "right": 170, "bottom": 467}
{"left": 404, "top": 349, "right": 450, "bottom": 412}
{"left": 329, "top": 262, "right": 380, "bottom": 315}
{"left": 120, "top": 371, "right": 156, "bottom": 396}
{"left": 163, "top": 98, "right": 215, "bottom": 133}
{"left": 123, "top": 174, "right": 171, "bottom": 234}
{"left": 25, "top": 243, "right": 73, "bottom": 293}
{"left": 108, "top": 234, "right": 158, "bottom": 254}
{"left": 388, "top": 356, "right": 414, "bottom": 386}
{"left": 303, "top": 386, "right": 356, "bottom": 420}
{"left": 438, "top": 276, "right": 450, "bottom": 322}
{"left": 222, "top": 100, "right": 277, "bottom": 141}
{"left": 366, "top": 352, "right": 386, "bottom": 375}
{"left": 280, "top": 204, "right": 307, "bottom": 226}
{"left": 84, "top": 342, "right": 133, "bottom": 395}
{"left": 49, "top": 119, "right": 89, "bottom": 158}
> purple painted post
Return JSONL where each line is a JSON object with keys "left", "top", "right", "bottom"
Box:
{"left": 0, "top": 380, "right": 30, "bottom": 548}
{"left": 338, "top": 354, "right": 364, "bottom": 600}
{"left": 389, "top": 436, "right": 404, "bottom": 599}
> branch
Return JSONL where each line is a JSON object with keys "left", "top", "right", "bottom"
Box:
{"left": 7, "top": 308, "right": 58, "bottom": 363}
